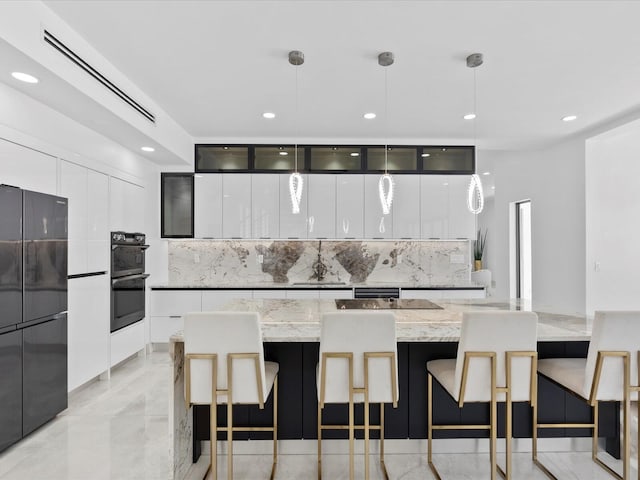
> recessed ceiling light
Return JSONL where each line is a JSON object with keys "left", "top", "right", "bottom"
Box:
{"left": 463, "top": 113, "right": 476, "bottom": 120}
{"left": 11, "top": 72, "right": 39, "bottom": 84}
{"left": 482, "top": 171, "right": 490, "bottom": 176}
{"left": 263, "top": 112, "right": 276, "bottom": 119}
{"left": 492, "top": 186, "right": 496, "bottom": 189}
{"left": 279, "top": 151, "right": 288, "bottom": 156}
{"left": 363, "top": 113, "right": 376, "bottom": 119}
{"left": 421, "top": 153, "right": 431, "bottom": 158}
{"left": 350, "top": 152, "right": 360, "bottom": 157}
{"left": 443, "top": 182, "right": 449, "bottom": 186}
{"left": 141, "top": 146, "right": 155, "bottom": 152}
{"left": 562, "top": 115, "right": 577, "bottom": 122}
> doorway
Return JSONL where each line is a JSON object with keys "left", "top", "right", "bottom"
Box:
{"left": 515, "top": 200, "right": 532, "bottom": 300}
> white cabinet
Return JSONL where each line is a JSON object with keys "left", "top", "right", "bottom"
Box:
{"left": 201, "top": 290, "right": 250, "bottom": 310}
{"left": 60, "top": 161, "right": 88, "bottom": 275}
{"left": 252, "top": 290, "right": 287, "bottom": 299}
{"left": 0, "top": 138, "right": 57, "bottom": 195}
{"left": 401, "top": 288, "right": 485, "bottom": 299}
{"left": 67, "top": 274, "right": 110, "bottom": 391}
{"left": 447, "top": 175, "right": 476, "bottom": 239}
{"left": 318, "top": 289, "right": 353, "bottom": 299}
{"left": 251, "top": 175, "right": 279, "bottom": 238}
{"left": 128, "top": 182, "right": 145, "bottom": 233}
{"left": 87, "top": 170, "right": 109, "bottom": 272}
{"left": 308, "top": 175, "right": 336, "bottom": 238}
{"left": 149, "top": 290, "right": 202, "bottom": 316}
{"left": 279, "top": 173, "right": 308, "bottom": 239}
{"left": 364, "top": 175, "right": 393, "bottom": 238}
{"left": 222, "top": 174, "right": 252, "bottom": 238}
{"left": 109, "top": 177, "right": 126, "bottom": 232}
{"left": 285, "top": 290, "right": 319, "bottom": 299}
{"left": 420, "top": 175, "right": 449, "bottom": 239}
{"left": 400, "top": 289, "right": 442, "bottom": 300}
{"left": 110, "top": 177, "right": 144, "bottom": 233}
{"left": 194, "top": 174, "right": 223, "bottom": 238}
{"left": 392, "top": 175, "right": 421, "bottom": 238}
{"left": 149, "top": 290, "right": 202, "bottom": 344}
{"left": 60, "top": 162, "right": 109, "bottom": 274}
{"left": 335, "top": 175, "right": 364, "bottom": 239}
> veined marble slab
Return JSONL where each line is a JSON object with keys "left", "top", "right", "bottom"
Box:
{"left": 168, "top": 239, "right": 471, "bottom": 286}
{"left": 169, "top": 298, "right": 591, "bottom": 343}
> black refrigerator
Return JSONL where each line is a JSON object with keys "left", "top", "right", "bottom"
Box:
{"left": 0, "top": 185, "right": 68, "bottom": 451}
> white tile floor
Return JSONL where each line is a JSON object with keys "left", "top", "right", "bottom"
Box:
{"left": 0, "top": 351, "right": 636, "bottom": 479}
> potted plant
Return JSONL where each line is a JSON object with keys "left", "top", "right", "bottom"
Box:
{"left": 474, "top": 228, "right": 487, "bottom": 271}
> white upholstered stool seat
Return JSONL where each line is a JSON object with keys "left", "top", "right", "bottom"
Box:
{"left": 537, "top": 358, "right": 588, "bottom": 400}
{"left": 184, "top": 311, "right": 279, "bottom": 480}
{"left": 317, "top": 311, "right": 398, "bottom": 480}
{"left": 534, "top": 310, "right": 640, "bottom": 480}
{"left": 426, "top": 311, "right": 538, "bottom": 480}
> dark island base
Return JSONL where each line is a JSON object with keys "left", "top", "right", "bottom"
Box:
{"left": 193, "top": 341, "right": 619, "bottom": 462}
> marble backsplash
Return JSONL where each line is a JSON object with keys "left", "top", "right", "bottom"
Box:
{"left": 168, "top": 240, "right": 471, "bottom": 285}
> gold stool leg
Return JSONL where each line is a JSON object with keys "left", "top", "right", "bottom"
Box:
{"left": 365, "top": 398, "right": 370, "bottom": 480}
{"left": 380, "top": 403, "right": 389, "bottom": 480}
{"left": 349, "top": 398, "right": 355, "bottom": 480}
{"left": 317, "top": 403, "right": 322, "bottom": 480}
{"left": 270, "top": 376, "right": 278, "bottom": 480}
{"left": 506, "top": 394, "right": 513, "bottom": 479}
{"left": 210, "top": 402, "right": 217, "bottom": 480}
{"left": 593, "top": 400, "right": 599, "bottom": 461}
{"left": 227, "top": 401, "right": 233, "bottom": 480}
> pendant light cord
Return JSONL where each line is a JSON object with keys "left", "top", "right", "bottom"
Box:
{"left": 473, "top": 67, "right": 477, "bottom": 145}
{"left": 384, "top": 66, "right": 389, "bottom": 175}
{"left": 294, "top": 64, "right": 299, "bottom": 173}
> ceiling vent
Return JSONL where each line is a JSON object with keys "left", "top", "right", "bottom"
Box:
{"left": 43, "top": 29, "right": 156, "bottom": 124}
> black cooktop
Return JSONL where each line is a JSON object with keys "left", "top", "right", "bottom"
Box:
{"left": 335, "top": 299, "right": 443, "bottom": 310}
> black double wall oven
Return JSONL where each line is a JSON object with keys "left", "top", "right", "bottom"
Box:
{"left": 110, "top": 232, "right": 149, "bottom": 333}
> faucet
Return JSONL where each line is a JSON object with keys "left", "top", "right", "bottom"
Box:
{"left": 312, "top": 240, "right": 327, "bottom": 281}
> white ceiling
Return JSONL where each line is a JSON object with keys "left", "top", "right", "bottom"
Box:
{"left": 43, "top": 0, "right": 640, "bottom": 150}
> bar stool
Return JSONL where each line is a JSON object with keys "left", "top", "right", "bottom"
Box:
{"left": 427, "top": 311, "right": 538, "bottom": 480}
{"left": 536, "top": 310, "right": 640, "bottom": 480}
{"left": 183, "top": 312, "right": 279, "bottom": 480}
{"left": 317, "top": 311, "right": 398, "bottom": 480}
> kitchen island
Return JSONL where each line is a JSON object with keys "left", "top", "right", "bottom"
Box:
{"left": 169, "top": 298, "right": 602, "bottom": 480}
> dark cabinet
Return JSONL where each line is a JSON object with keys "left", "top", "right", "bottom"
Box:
{"left": 161, "top": 173, "right": 194, "bottom": 238}
{"left": 0, "top": 185, "right": 22, "bottom": 329}
{"left": 0, "top": 329, "right": 22, "bottom": 451}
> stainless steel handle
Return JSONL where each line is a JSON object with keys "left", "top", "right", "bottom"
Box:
{"left": 111, "top": 273, "right": 150, "bottom": 285}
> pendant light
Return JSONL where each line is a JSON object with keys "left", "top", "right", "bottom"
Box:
{"left": 378, "top": 51, "right": 394, "bottom": 215}
{"left": 289, "top": 50, "right": 304, "bottom": 214}
{"left": 466, "top": 52, "right": 485, "bottom": 215}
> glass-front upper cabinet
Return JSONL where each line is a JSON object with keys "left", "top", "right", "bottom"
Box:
{"left": 196, "top": 146, "right": 249, "bottom": 171}
{"left": 422, "top": 146, "right": 474, "bottom": 174}
{"left": 309, "top": 146, "right": 362, "bottom": 171}
{"left": 254, "top": 146, "right": 298, "bottom": 171}
{"left": 161, "top": 173, "right": 194, "bottom": 238}
{"left": 367, "top": 146, "right": 418, "bottom": 172}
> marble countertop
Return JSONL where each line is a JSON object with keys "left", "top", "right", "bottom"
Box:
{"left": 151, "top": 281, "right": 485, "bottom": 290}
{"left": 169, "top": 298, "right": 590, "bottom": 343}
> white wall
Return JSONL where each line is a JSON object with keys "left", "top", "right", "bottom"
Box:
{"left": 482, "top": 142, "right": 586, "bottom": 315}
{"left": 585, "top": 119, "right": 640, "bottom": 315}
